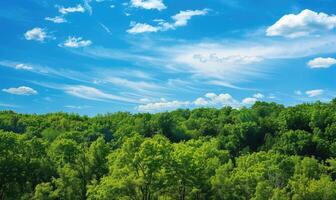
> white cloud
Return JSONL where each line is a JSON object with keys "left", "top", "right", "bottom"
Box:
{"left": 58, "top": 4, "right": 85, "bottom": 15}
{"left": 193, "top": 97, "right": 209, "bottom": 106}
{"left": 64, "top": 85, "right": 138, "bottom": 103}
{"left": 138, "top": 92, "right": 268, "bottom": 111}
{"left": 253, "top": 93, "right": 264, "bottom": 99}
{"left": 0, "top": 60, "right": 89, "bottom": 82}
{"left": 137, "top": 100, "right": 190, "bottom": 112}
{"left": 60, "top": 37, "right": 92, "bottom": 48}
{"left": 137, "top": 92, "right": 240, "bottom": 112}
{"left": 0, "top": 102, "right": 17, "bottom": 108}
{"left": 24, "top": 28, "right": 49, "bottom": 42}
{"left": 199, "top": 92, "right": 239, "bottom": 107}
{"left": 15, "top": 63, "right": 33, "bottom": 70}
{"left": 127, "top": 9, "right": 208, "bottom": 34}
{"left": 242, "top": 97, "right": 258, "bottom": 105}
{"left": 65, "top": 105, "right": 90, "bottom": 109}
{"left": 2, "top": 86, "right": 37, "bottom": 95}
{"left": 160, "top": 35, "right": 336, "bottom": 86}
{"left": 45, "top": 16, "right": 67, "bottom": 23}
{"left": 130, "top": 0, "right": 166, "bottom": 11}
{"left": 305, "top": 89, "right": 324, "bottom": 97}
{"left": 74, "top": 32, "right": 336, "bottom": 90}
{"left": 171, "top": 9, "right": 209, "bottom": 27}
{"left": 127, "top": 23, "right": 159, "bottom": 34}
{"left": 307, "top": 57, "right": 336, "bottom": 68}
{"left": 266, "top": 9, "right": 336, "bottom": 38}
{"left": 242, "top": 93, "right": 264, "bottom": 105}
{"left": 107, "top": 77, "right": 161, "bottom": 92}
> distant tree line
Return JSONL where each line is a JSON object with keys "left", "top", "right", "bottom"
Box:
{"left": 2, "top": 99, "right": 336, "bottom": 199}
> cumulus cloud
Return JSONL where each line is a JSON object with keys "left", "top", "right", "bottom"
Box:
{"left": 306, "top": 89, "right": 324, "bottom": 97}
{"left": 196, "top": 93, "right": 240, "bottom": 107}
{"left": 64, "top": 85, "right": 138, "bottom": 103}
{"left": 242, "top": 93, "right": 264, "bottom": 105}
{"left": 127, "top": 23, "right": 159, "bottom": 34}
{"left": 137, "top": 100, "right": 190, "bottom": 112}
{"left": 130, "top": 0, "right": 166, "bottom": 10}
{"left": 45, "top": 16, "right": 67, "bottom": 23}
{"left": 58, "top": 4, "right": 85, "bottom": 15}
{"left": 15, "top": 63, "right": 33, "bottom": 70}
{"left": 242, "top": 97, "right": 258, "bottom": 105}
{"left": 2, "top": 86, "right": 37, "bottom": 95}
{"left": 266, "top": 9, "right": 336, "bottom": 38}
{"left": 127, "top": 9, "right": 208, "bottom": 34}
{"left": 60, "top": 37, "right": 92, "bottom": 48}
{"left": 137, "top": 92, "right": 240, "bottom": 112}
{"left": 24, "top": 28, "right": 50, "bottom": 42}
{"left": 307, "top": 57, "right": 336, "bottom": 68}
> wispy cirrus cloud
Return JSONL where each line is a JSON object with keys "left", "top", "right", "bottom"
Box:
{"left": 45, "top": 16, "right": 67, "bottom": 23}
{"left": 0, "top": 102, "right": 18, "bottom": 108}
{"left": 99, "top": 23, "right": 112, "bottom": 35}
{"left": 64, "top": 85, "right": 139, "bottom": 103}
{"left": 106, "top": 77, "right": 162, "bottom": 92}
{"left": 127, "top": 23, "right": 159, "bottom": 34}
{"left": 64, "top": 105, "right": 91, "bottom": 110}
{"left": 33, "top": 81, "right": 140, "bottom": 104}
{"left": 14, "top": 63, "right": 33, "bottom": 70}
{"left": 306, "top": 89, "right": 324, "bottom": 97}
{"left": 0, "top": 60, "right": 93, "bottom": 83}
{"left": 69, "top": 33, "right": 336, "bottom": 91}
{"left": 127, "top": 9, "right": 209, "bottom": 34}
{"left": 158, "top": 35, "right": 336, "bottom": 87}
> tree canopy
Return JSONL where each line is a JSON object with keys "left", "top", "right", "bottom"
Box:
{"left": 2, "top": 100, "right": 336, "bottom": 199}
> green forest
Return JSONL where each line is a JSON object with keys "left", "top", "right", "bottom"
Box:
{"left": 2, "top": 100, "right": 336, "bottom": 200}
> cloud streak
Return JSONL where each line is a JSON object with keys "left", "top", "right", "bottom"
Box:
{"left": 64, "top": 85, "right": 139, "bottom": 103}
{"left": 306, "top": 89, "right": 324, "bottom": 97}
{"left": 127, "top": 9, "right": 209, "bottom": 34}
{"left": 45, "top": 16, "right": 67, "bottom": 23}
{"left": 58, "top": 4, "right": 85, "bottom": 15}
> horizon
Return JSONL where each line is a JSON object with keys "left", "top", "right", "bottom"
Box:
{"left": 1, "top": 0, "right": 336, "bottom": 115}
{"left": 1, "top": 98, "right": 335, "bottom": 117}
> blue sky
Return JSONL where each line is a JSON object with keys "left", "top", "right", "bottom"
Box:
{"left": 1, "top": 0, "right": 336, "bottom": 115}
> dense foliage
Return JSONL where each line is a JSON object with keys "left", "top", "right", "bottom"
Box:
{"left": 2, "top": 100, "right": 336, "bottom": 199}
